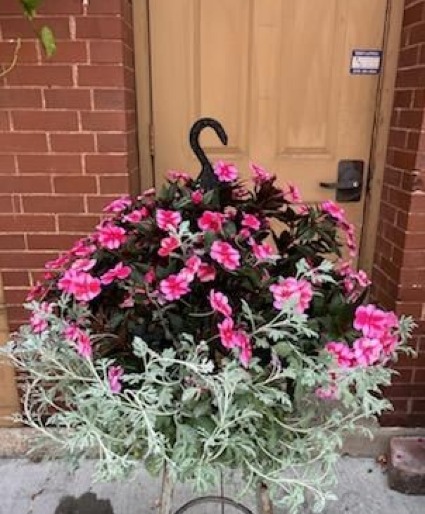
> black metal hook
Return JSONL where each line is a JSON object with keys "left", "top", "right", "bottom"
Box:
{"left": 189, "top": 117, "right": 228, "bottom": 190}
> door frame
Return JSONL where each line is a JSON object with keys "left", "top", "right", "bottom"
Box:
{"left": 133, "top": 0, "right": 405, "bottom": 271}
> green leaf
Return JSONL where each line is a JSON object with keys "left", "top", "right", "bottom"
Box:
{"left": 20, "top": 0, "right": 43, "bottom": 18}
{"left": 39, "top": 26, "right": 56, "bottom": 57}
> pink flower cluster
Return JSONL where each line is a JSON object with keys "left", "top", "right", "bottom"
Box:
{"left": 321, "top": 201, "right": 356, "bottom": 257}
{"left": 217, "top": 317, "right": 252, "bottom": 367}
{"left": 325, "top": 304, "right": 399, "bottom": 370}
{"left": 270, "top": 278, "right": 313, "bottom": 313}
{"left": 63, "top": 322, "right": 92, "bottom": 358}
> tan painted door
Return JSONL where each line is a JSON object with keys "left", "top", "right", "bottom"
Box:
{"left": 0, "top": 275, "right": 20, "bottom": 426}
{"left": 149, "top": 0, "right": 388, "bottom": 248}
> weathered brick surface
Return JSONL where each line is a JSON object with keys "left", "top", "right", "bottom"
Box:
{"left": 0, "top": 0, "right": 138, "bottom": 329}
{"left": 373, "top": 1, "right": 425, "bottom": 427}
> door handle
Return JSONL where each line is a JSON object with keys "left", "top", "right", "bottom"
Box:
{"left": 320, "top": 160, "right": 364, "bottom": 202}
{"left": 320, "top": 180, "right": 361, "bottom": 190}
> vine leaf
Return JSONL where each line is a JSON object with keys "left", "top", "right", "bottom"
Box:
{"left": 39, "top": 26, "right": 56, "bottom": 57}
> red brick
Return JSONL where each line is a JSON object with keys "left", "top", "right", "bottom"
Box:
{"left": 0, "top": 234, "right": 26, "bottom": 250}
{"left": 93, "top": 89, "right": 131, "bottom": 110}
{"left": 0, "top": 41, "right": 38, "bottom": 64}
{"left": 409, "top": 22, "right": 425, "bottom": 45}
{"left": 398, "top": 46, "right": 419, "bottom": 68}
{"left": 98, "top": 175, "right": 129, "bottom": 194}
{"left": 13, "top": 111, "right": 78, "bottom": 131}
{"left": 415, "top": 369, "right": 425, "bottom": 383}
{"left": 85, "top": 154, "right": 128, "bottom": 174}
{"left": 81, "top": 111, "right": 128, "bottom": 131}
{"left": 22, "top": 195, "right": 84, "bottom": 214}
{"left": 97, "top": 133, "right": 131, "bottom": 152}
{"left": 50, "top": 134, "right": 95, "bottom": 153}
{"left": 58, "top": 214, "right": 101, "bottom": 232}
{"left": 87, "top": 0, "right": 126, "bottom": 14}
{"left": 0, "top": 196, "right": 13, "bottom": 213}
{"left": 0, "top": 0, "right": 24, "bottom": 14}
{"left": 0, "top": 88, "right": 42, "bottom": 108}
{"left": 2, "top": 271, "right": 30, "bottom": 287}
{"left": 6, "top": 65, "right": 73, "bottom": 86}
{"left": 0, "top": 155, "right": 15, "bottom": 173}
{"left": 3, "top": 289, "right": 29, "bottom": 305}
{"left": 385, "top": 384, "right": 425, "bottom": 398}
{"left": 78, "top": 65, "right": 126, "bottom": 87}
{"left": 90, "top": 41, "right": 124, "bottom": 63}
{"left": 26, "top": 234, "right": 80, "bottom": 250}
{"left": 0, "top": 176, "right": 52, "bottom": 194}
{"left": 393, "top": 368, "right": 414, "bottom": 384}
{"left": 0, "top": 214, "right": 55, "bottom": 232}
{"left": 397, "top": 67, "right": 425, "bottom": 88}
{"left": 44, "top": 89, "right": 91, "bottom": 110}
{"left": 398, "top": 109, "right": 424, "bottom": 129}
{"left": 388, "top": 129, "right": 408, "bottom": 149}
{"left": 0, "top": 252, "right": 57, "bottom": 270}
{"left": 17, "top": 154, "right": 82, "bottom": 174}
{"left": 86, "top": 195, "right": 118, "bottom": 213}
{"left": 404, "top": 2, "right": 425, "bottom": 27}
{"left": 0, "top": 133, "right": 48, "bottom": 153}
{"left": 0, "top": 112, "right": 10, "bottom": 131}
{"left": 414, "top": 89, "right": 425, "bottom": 108}
{"left": 38, "top": 0, "right": 83, "bottom": 14}
{"left": 394, "top": 90, "right": 413, "bottom": 108}
{"left": 53, "top": 176, "right": 97, "bottom": 194}
{"left": 401, "top": 249, "right": 425, "bottom": 267}
{"left": 45, "top": 41, "right": 88, "bottom": 64}
{"left": 0, "top": 18, "right": 71, "bottom": 39}
{"left": 75, "top": 17, "right": 125, "bottom": 39}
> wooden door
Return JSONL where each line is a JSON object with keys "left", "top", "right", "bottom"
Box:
{"left": 148, "top": 0, "right": 388, "bottom": 251}
{"left": 0, "top": 275, "right": 20, "bottom": 427}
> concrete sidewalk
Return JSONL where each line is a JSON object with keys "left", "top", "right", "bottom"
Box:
{"left": 0, "top": 457, "right": 423, "bottom": 514}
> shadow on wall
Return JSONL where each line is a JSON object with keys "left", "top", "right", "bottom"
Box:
{"left": 54, "top": 492, "right": 114, "bottom": 514}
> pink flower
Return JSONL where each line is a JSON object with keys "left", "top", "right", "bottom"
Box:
{"left": 159, "top": 273, "right": 191, "bottom": 301}
{"left": 270, "top": 278, "right": 313, "bottom": 313}
{"left": 233, "top": 330, "right": 252, "bottom": 368}
{"left": 210, "top": 241, "right": 241, "bottom": 270}
{"left": 209, "top": 290, "right": 232, "bottom": 317}
{"left": 123, "top": 207, "right": 149, "bottom": 223}
{"left": 238, "top": 228, "right": 251, "bottom": 240}
{"left": 143, "top": 188, "right": 156, "bottom": 196}
{"left": 70, "top": 239, "right": 96, "bottom": 258}
{"left": 282, "top": 184, "right": 302, "bottom": 203}
{"left": 77, "top": 331, "right": 92, "bottom": 358}
{"left": 325, "top": 342, "right": 354, "bottom": 368}
{"left": 59, "top": 270, "right": 102, "bottom": 302}
{"left": 64, "top": 322, "right": 83, "bottom": 342}
{"left": 158, "top": 236, "right": 180, "bottom": 257}
{"left": 145, "top": 268, "right": 156, "bottom": 284}
{"left": 167, "top": 170, "right": 190, "bottom": 182}
{"left": 100, "top": 262, "right": 132, "bottom": 285}
{"left": 71, "top": 258, "right": 96, "bottom": 272}
{"left": 250, "top": 163, "right": 273, "bottom": 184}
{"left": 30, "top": 313, "right": 47, "bottom": 334}
{"left": 97, "top": 223, "right": 127, "bottom": 250}
{"left": 45, "top": 254, "right": 70, "bottom": 270}
{"left": 252, "top": 242, "right": 277, "bottom": 261}
{"left": 321, "top": 200, "right": 346, "bottom": 222}
{"left": 198, "top": 211, "right": 224, "bottom": 232}
{"left": 197, "top": 262, "right": 216, "bottom": 282}
{"left": 354, "top": 304, "right": 389, "bottom": 338}
{"left": 120, "top": 294, "right": 135, "bottom": 308}
{"left": 108, "top": 365, "right": 124, "bottom": 394}
{"left": 218, "top": 317, "right": 236, "bottom": 348}
{"left": 26, "top": 281, "right": 47, "bottom": 302}
{"left": 213, "top": 161, "right": 238, "bottom": 182}
{"left": 103, "top": 196, "right": 132, "bottom": 214}
{"left": 242, "top": 213, "right": 261, "bottom": 231}
{"left": 156, "top": 209, "right": 182, "bottom": 231}
{"left": 353, "top": 337, "right": 382, "bottom": 367}
{"left": 315, "top": 384, "right": 339, "bottom": 401}
{"left": 73, "top": 273, "right": 102, "bottom": 302}
{"left": 191, "top": 190, "right": 203, "bottom": 204}
{"left": 181, "top": 255, "right": 202, "bottom": 281}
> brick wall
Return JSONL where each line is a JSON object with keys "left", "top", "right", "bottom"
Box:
{"left": 372, "top": 0, "right": 425, "bottom": 426}
{"left": 0, "top": 0, "right": 138, "bottom": 330}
